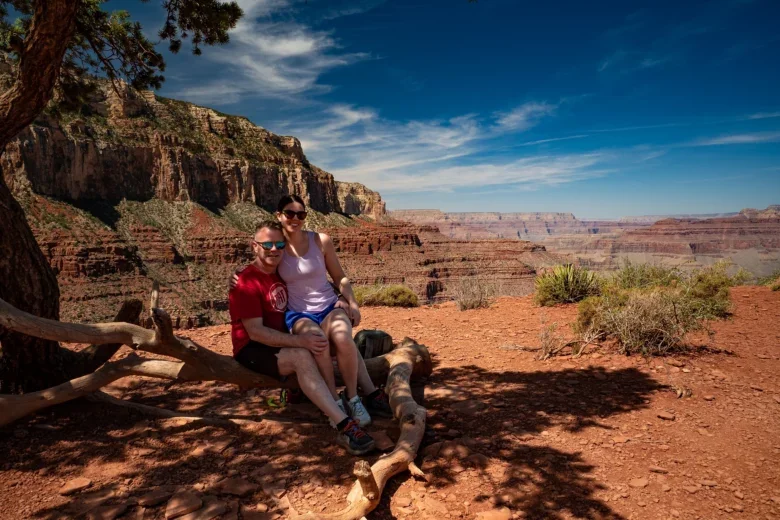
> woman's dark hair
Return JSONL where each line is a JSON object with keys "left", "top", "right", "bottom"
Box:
{"left": 276, "top": 194, "right": 305, "bottom": 213}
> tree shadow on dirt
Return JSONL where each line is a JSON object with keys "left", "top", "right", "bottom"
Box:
{"left": 1, "top": 362, "right": 664, "bottom": 519}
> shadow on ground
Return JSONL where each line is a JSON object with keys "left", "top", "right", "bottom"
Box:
{"left": 1, "top": 362, "right": 663, "bottom": 519}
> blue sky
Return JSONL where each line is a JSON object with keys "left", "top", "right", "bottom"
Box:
{"left": 113, "top": 0, "right": 779, "bottom": 218}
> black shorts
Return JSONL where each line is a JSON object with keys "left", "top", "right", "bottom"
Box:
{"left": 235, "top": 341, "right": 285, "bottom": 381}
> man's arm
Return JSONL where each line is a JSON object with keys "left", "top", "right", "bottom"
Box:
{"left": 242, "top": 317, "right": 329, "bottom": 353}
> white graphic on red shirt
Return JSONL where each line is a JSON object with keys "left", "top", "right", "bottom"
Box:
{"left": 269, "top": 283, "right": 288, "bottom": 312}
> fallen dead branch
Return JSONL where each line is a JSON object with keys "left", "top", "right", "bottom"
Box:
{"left": 0, "top": 287, "right": 432, "bottom": 520}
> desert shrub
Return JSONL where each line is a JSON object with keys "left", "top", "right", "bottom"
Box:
{"left": 535, "top": 264, "right": 601, "bottom": 306}
{"left": 454, "top": 276, "right": 498, "bottom": 311}
{"left": 610, "top": 261, "right": 682, "bottom": 290}
{"left": 579, "top": 288, "right": 705, "bottom": 355}
{"left": 354, "top": 285, "right": 419, "bottom": 307}
{"left": 756, "top": 268, "right": 780, "bottom": 287}
{"left": 681, "top": 261, "right": 748, "bottom": 319}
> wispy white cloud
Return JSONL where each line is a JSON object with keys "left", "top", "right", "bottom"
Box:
{"left": 494, "top": 102, "right": 557, "bottom": 131}
{"left": 172, "top": 0, "right": 371, "bottom": 104}
{"left": 691, "top": 131, "right": 780, "bottom": 146}
{"left": 747, "top": 111, "right": 780, "bottom": 120}
{"left": 519, "top": 134, "right": 590, "bottom": 146}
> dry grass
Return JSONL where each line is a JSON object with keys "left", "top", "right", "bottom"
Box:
{"left": 454, "top": 275, "right": 499, "bottom": 311}
{"left": 354, "top": 285, "right": 419, "bottom": 307}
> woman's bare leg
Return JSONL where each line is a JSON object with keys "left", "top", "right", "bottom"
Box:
{"left": 321, "top": 309, "right": 359, "bottom": 399}
{"left": 291, "top": 318, "right": 338, "bottom": 400}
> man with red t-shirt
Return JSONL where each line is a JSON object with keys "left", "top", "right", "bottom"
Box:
{"left": 229, "top": 220, "right": 375, "bottom": 455}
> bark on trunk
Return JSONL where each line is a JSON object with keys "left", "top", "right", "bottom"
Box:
{"left": 0, "top": 0, "right": 81, "bottom": 393}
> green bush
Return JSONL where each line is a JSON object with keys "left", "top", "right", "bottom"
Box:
{"left": 575, "top": 261, "right": 748, "bottom": 355}
{"left": 610, "top": 261, "right": 682, "bottom": 290}
{"left": 756, "top": 268, "right": 780, "bottom": 287}
{"left": 535, "top": 264, "right": 601, "bottom": 306}
{"left": 354, "top": 285, "right": 419, "bottom": 307}
{"left": 454, "top": 276, "right": 498, "bottom": 311}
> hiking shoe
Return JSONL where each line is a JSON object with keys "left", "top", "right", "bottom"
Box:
{"left": 328, "top": 395, "right": 349, "bottom": 428}
{"left": 282, "top": 388, "right": 311, "bottom": 405}
{"left": 344, "top": 392, "right": 372, "bottom": 427}
{"left": 336, "top": 418, "right": 375, "bottom": 456}
{"left": 364, "top": 389, "right": 393, "bottom": 419}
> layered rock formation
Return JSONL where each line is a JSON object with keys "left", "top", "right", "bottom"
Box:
{"left": 390, "top": 208, "right": 780, "bottom": 277}
{"left": 2, "top": 80, "right": 383, "bottom": 217}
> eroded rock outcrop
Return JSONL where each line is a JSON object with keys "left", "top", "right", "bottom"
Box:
{"left": 1, "top": 81, "right": 382, "bottom": 217}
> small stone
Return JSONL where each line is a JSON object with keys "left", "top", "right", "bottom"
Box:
{"left": 422, "top": 442, "right": 443, "bottom": 458}
{"left": 451, "top": 399, "right": 485, "bottom": 416}
{"left": 179, "top": 496, "right": 228, "bottom": 520}
{"left": 59, "top": 477, "right": 93, "bottom": 496}
{"left": 466, "top": 453, "right": 490, "bottom": 467}
{"left": 422, "top": 497, "right": 448, "bottom": 514}
{"left": 734, "top": 491, "right": 745, "bottom": 500}
{"left": 139, "top": 489, "right": 173, "bottom": 507}
{"left": 697, "top": 428, "right": 711, "bottom": 436}
{"left": 395, "top": 496, "right": 412, "bottom": 508}
{"left": 671, "top": 510, "right": 680, "bottom": 518}
{"left": 650, "top": 466, "right": 669, "bottom": 474}
{"left": 703, "top": 395, "right": 715, "bottom": 401}
{"left": 218, "top": 478, "right": 258, "bottom": 497}
{"left": 749, "top": 384, "right": 763, "bottom": 392}
{"left": 733, "top": 504, "right": 744, "bottom": 512}
{"left": 261, "top": 480, "right": 286, "bottom": 498}
{"left": 661, "top": 484, "right": 672, "bottom": 492}
{"left": 256, "top": 503, "right": 269, "bottom": 512}
{"left": 683, "top": 486, "right": 699, "bottom": 494}
{"left": 612, "top": 436, "right": 630, "bottom": 444}
{"left": 165, "top": 491, "right": 202, "bottom": 519}
{"left": 700, "top": 480, "right": 717, "bottom": 487}
{"left": 86, "top": 503, "right": 129, "bottom": 520}
{"left": 371, "top": 430, "right": 395, "bottom": 451}
{"left": 657, "top": 411, "right": 676, "bottom": 421}
{"left": 773, "top": 396, "right": 780, "bottom": 404}
{"left": 475, "top": 507, "right": 512, "bottom": 520}
{"left": 667, "top": 359, "right": 685, "bottom": 367}
{"left": 629, "top": 478, "right": 649, "bottom": 489}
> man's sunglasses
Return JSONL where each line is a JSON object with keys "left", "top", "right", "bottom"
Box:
{"left": 281, "top": 210, "right": 307, "bottom": 220}
{"left": 254, "top": 240, "right": 287, "bottom": 251}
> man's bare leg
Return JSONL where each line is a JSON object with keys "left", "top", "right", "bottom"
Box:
{"left": 276, "top": 347, "right": 346, "bottom": 425}
{"left": 291, "top": 318, "right": 339, "bottom": 399}
{"left": 321, "top": 309, "right": 359, "bottom": 399}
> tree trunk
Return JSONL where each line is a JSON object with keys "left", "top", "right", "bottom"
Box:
{"left": 0, "top": 0, "right": 80, "bottom": 393}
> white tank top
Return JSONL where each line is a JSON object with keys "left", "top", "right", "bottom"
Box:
{"left": 277, "top": 232, "right": 339, "bottom": 313}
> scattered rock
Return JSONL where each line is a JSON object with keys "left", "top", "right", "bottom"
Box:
{"left": 179, "top": 496, "right": 228, "bottom": 520}
{"left": 467, "top": 453, "right": 490, "bottom": 467}
{"left": 667, "top": 359, "right": 685, "bottom": 367}
{"left": 661, "top": 484, "right": 672, "bottom": 492}
{"left": 700, "top": 480, "right": 717, "bottom": 487}
{"left": 261, "top": 480, "right": 286, "bottom": 498}
{"left": 475, "top": 507, "right": 512, "bottom": 520}
{"left": 774, "top": 396, "right": 780, "bottom": 404}
{"left": 371, "top": 430, "right": 395, "bottom": 451}
{"left": 395, "top": 496, "right": 412, "bottom": 508}
{"left": 451, "top": 399, "right": 485, "bottom": 416}
{"left": 629, "top": 478, "right": 649, "bottom": 489}
{"left": 439, "top": 441, "right": 470, "bottom": 459}
{"left": 59, "top": 477, "right": 93, "bottom": 496}
{"left": 683, "top": 486, "right": 700, "bottom": 494}
{"left": 86, "top": 503, "right": 129, "bottom": 520}
{"left": 612, "top": 435, "right": 630, "bottom": 444}
{"left": 649, "top": 466, "right": 669, "bottom": 474}
{"left": 422, "top": 442, "right": 443, "bottom": 458}
{"left": 422, "top": 496, "right": 448, "bottom": 514}
{"left": 218, "top": 478, "right": 258, "bottom": 497}
{"left": 734, "top": 491, "right": 745, "bottom": 500}
{"left": 703, "top": 395, "right": 715, "bottom": 401}
{"left": 657, "top": 411, "right": 676, "bottom": 421}
{"left": 139, "top": 489, "right": 173, "bottom": 507}
{"left": 749, "top": 384, "right": 763, "bottom": 392}
{"left": 165, "top": 491, "right": 202, "bottom": 519}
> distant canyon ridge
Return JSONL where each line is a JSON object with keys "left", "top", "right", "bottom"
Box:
{"left": 390, "top": 207, "right": 780, "bottom": 277}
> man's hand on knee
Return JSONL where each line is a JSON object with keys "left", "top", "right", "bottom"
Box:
{"left": 296, "top": 331, "right": 329, "bottom": 354}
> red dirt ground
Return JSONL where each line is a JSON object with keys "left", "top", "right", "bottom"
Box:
{"left": 1, "top": 286, "right": 779, "bottom": 520}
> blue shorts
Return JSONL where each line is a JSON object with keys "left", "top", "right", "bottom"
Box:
{"left": 285, "top": 302, "right": 337, "bottom": 331}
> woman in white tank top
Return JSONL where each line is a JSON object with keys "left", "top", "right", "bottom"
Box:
{"left": 274, "top": 195, "right": 389, "bottom": 428}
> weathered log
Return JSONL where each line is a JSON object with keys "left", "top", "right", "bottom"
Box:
{"left": 292, "top": 337, "right": 428, "bottom": 520}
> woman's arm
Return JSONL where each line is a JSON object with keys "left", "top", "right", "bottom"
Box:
{"left": 318, "top": 232, "right": 361, "bottom": 327}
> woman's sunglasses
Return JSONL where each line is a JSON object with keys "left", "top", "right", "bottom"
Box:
{"left": 281, "top": 210, "right": 307, "bottom": 220}
{"left": 254, "top": 240, "right": 287, "bottom": 251}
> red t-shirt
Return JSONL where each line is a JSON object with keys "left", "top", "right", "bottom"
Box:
{"left": 229, "top": 264, "right": 289, "bottom": 356}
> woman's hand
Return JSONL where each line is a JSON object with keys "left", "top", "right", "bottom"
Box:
{"left": 349, "top": 302, "right": 362, "bottom": 328}
{"left": 228, "top": 266, "right": 246, "bottom": 290}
